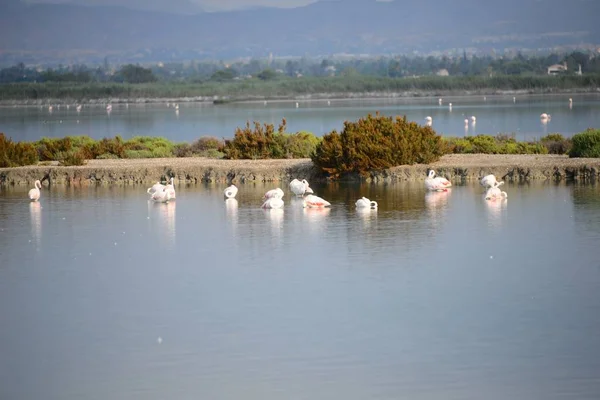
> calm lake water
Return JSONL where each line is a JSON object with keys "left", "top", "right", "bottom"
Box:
{"left": 1, "top": 181, "right": 600, "bottom": 399}
{"left": 1, "top": 94, "right": 600, "bottom": 142}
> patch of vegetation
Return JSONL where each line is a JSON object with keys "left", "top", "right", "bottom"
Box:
{"left": 444, "top": 134, "right": 548, "bottom": 155}
{"left": 311, "top": 113, "right": 445, "bottom": 177}
{"left": 0, "top": 133, "right": 38, "bottom": 167}
{"left": 540, "top": 133, "right": 572, "bottom": 154}
{"left": 222, "top": 119, "right": 321, "bottom": 159}
{"left": 569, "top": 129, "right": 600, "bottom": 158}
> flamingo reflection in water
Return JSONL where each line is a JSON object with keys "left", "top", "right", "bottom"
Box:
{"left": 484, "top": 195, "right": 507, "bottom": 228}
{"left": 149, "top": 200, "right": 176, "bottom": 246}
{"left": 425, "top": 189, "right": 452, "bottom": 228}
{"left": 30, "top": 202, "right": 42, "bottom": 247}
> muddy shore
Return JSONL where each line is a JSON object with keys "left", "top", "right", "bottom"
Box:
{"left": 1, "top": 154, "right": 598, "bottom": 186}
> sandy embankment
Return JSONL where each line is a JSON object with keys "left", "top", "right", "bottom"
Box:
{"left": 0, "top": 154, "right": 598, "bottom": 186}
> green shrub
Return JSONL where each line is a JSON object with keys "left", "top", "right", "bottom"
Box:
{"left": 59, "top": 150, "right": 87, "bottom": 166}
{"left": 540, "top": 133, "right": 572, "bottom": 154}
{"left": 222, "top": 118, "right": 318, "bottom": 159}
{"left": 444, "top": 137, "right": 473, "bottom": 153}
{"left": 173, "top": 143, "right": 192, "bottom": 157}
{"left": 190, "top": 136, "right": 223, "bottom": 152}
{"left": 570, "top": 129, "right": 600, "bottom": 158}
{"left": 125, "top": 149, "right": 154, "bottom": 159}
{"left": 469, "top": 135, "right": 499, "bottom": 153}
{"left": 90, "top": 136, "right": 126, "bottom": 158}
{"left": 96, "top": 153, "right": 119, "bottom": 159}
{"left": 0, "top": 133, "right": 39, "bottom": 167}
{"left": 311, "top": 113, "right": 445, "bottom": 177}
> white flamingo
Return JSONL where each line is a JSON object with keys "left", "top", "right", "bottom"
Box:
{"left": 425, "top": 116, "right": 432, "bottom": 127}
{"left": 106, "top": 104, "right": 112, "bottom": 112}
{"left": 164, "top": 177, "right": 176, "bottom": 199}
{"left": 151, "top": 188, "right": 172, "bottom": 203}
{"left": 480, "top": 174, "right": 499, "bottom": 188}
{"left": 438, "top": 98, "right": 443, "bottom": 105}
{"left": 261, "top": 197, "right": 284, "bottom": 209}
{"left": 485, "top": 181, "right": 508, "bottom": 200}
{"left": 28, "top": 180, "right": 42, "bottom": 201}
{"left": 147, "top": 181, "right": 165, "bottom": 195}
{"left": 424, "top": 170, "right": 452, "bottom": 191}
{"left": 224, "top": 184, "right": 238, "bottom": 199}
{"left": 264, "top": 188, "right": 284, "bottom": 199}
{"left": 471, "top": 116, "right": 476, "bottom": 124}
{"left": 289, "top": 179, "right": 313, "bottom": 196}
{"left": 303, "top": 194, "right": 331, "bottom": 208}
{"left": 76, "top": 104, "right": 82, "bottom": 113}
{"left": 355, "top": 197, "right": 378, "bottom": 209}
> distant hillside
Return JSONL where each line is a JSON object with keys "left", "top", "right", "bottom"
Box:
{"left": 1, "top": 0, "right": 599, "bottom": 64}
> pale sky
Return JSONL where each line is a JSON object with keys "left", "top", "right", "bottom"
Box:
{"left": 23, "top": 0, "right": 319, "bottom": 12}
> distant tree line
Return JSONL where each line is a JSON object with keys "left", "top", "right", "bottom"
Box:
{"left": 2, "top": 51, "right": 599, "bottom": 85}
{"left": 0, "top": 63, "right": 157, "bottom": 84}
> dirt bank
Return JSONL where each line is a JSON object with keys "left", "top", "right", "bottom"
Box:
{"left": 0, "top": 154, "right": 598, "bottom": 186}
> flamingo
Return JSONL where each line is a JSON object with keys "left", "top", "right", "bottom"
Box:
{"left": 151, "top": 188, "right": 172, "bottom": 203}
{"left": 261, "top": 197, "right": 284, "bottom": 209}
{"left": 540, "top": 113, "right": 551, "bottom": 120}
{"left": 355, "top": 197, "right": 378, "bottom": 209}
{"left": 424, "top": 170, "right": 452, "bottom": 191}
{"left": 28, "top": 180, "right": 42, "bottom": 201}
{"left": 264, "top": 188, "right": 284, "bottom": 199}
{"left": 471, "top": 116, "right": 476, "bottom": 124}
{"left": 438, "top": 98, "right": 443, "bottom": 105}
{"left": 485, "top": 181, "right": 508, "bottom": 200}
{"left": 480, "top": 174, "right": 499, "bottom": 188}
{"left": 224, "top": 184, "right": 238, "bottom": 199}
{"left": 76, "top": 104, "right": 82, "bottom": 113}
{"left": 164, "top": 177, "right": 176, "bottom": 199}
{"left": 424, "top": 116, "right": 433, "bottom": 127}
{"left": 174, "top": 104, "right": 179, "bottom": 110}
{"left": 289, "top": 179, "right": 313, "bottom": 196}
{"left": 464, "top": 118, "right": 469, "bottom": 126}
{"left": 147, "top": 181, "right": 165, "bottom": 195}
{"left": 448, "top": 102, "right": 453, "bottom": 111}
{"left": 106, "top": 104, "right": 112, "bottom": 112}
{"left": 303, "top": 194, "right": 331, "bottom": 208}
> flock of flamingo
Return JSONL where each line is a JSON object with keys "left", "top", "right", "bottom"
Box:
{"left": 424, "top": 96, "right": 572, "bottom": 128}
{"left": 26, "top": 171, "right": 506, "bottom": 206}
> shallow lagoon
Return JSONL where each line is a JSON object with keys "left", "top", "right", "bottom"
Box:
{"left": 1, "top": 93, "right": 600, "bottom": 142}
{"left": 1, "top": 181, "right": 599, "bottom": 399}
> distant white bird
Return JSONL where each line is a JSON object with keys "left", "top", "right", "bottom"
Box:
{"left": 28, "top": 180, "right": 42, "bottom": 201}
{"left": 164, "top": 177, "right": 176, "bottom": 199}
{"left": 261, "top": 197, "right": 284, "bottom": 209}
{"left": 174, "top": 104, "right": 179, "bottom": 110}
{"left": 76, "top": 104, "right": 82, "bottom": 113}
{"left": 303, "top": 194, "right": 331, "bottom": 208}
{"left": 540, "top": 113, "right": 551, "bottom": 120}
{"left": 224, "top": 184, "right": 238, "bottom": 199}
{"left": 48, "top": 105, "right": 53, "bottom": 113}
{"left": 480, "top": 174, "right": 500, "bottom": 188}
{"left": 424, "top": 170, "right": 452, "bottom": 191}
{"left": 264, "top": 188, "right": 284, "bottom": 199}
{"left": 485, "top": 181, "right": 508, "bottom": 200}
{"left": 147, "top": 181, "right": 165, "bottom": 195}
{"left": 448, "top": 102, "right": 453, "bottom": 111}
{"left": 295, "top": 102, "right": 299, "bottom": 108}
{"left": 471, "top": 116, "right": 476, "bottom": 123}
{"left": 464, "top": 118, "right": 469, "bottom": 126}
{"left": 106, "top": 104, "right": 112, "bottom": 112}
{"left": 513, "top": 96, "right": 516, "bottom": 103}
{"left": 355, "top": 197, "right": 378, "bottom": 209}
{"left": 425, "top": 116, "right": 433, "bottom": 127}
{"left": 289, "top": 179, "right": 313, "bottom": 196}
{"left": 438, "top": 98, "right": 443, "bottom": 105}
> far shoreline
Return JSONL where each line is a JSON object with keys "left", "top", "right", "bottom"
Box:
{"left": 1, "top": 154, "right": 598, "bottom": 186}
{"left": 1, "top": 87, "right": 598, "bottom": 107}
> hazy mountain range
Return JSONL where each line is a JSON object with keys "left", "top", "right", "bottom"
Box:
{"left": 1, "top": 0, "right": 599, "bottom": 64}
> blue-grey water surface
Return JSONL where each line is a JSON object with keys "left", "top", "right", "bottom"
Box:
{"left": 1, "top": 181, "right": 599, "bottom": 400}
{"left": 1, "top": 94, "right": 599, "bottom": 142}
